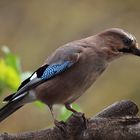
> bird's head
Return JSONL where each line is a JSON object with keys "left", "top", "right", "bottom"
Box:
{"left": 98, "top": 28, "right": 140, "bottom": 60}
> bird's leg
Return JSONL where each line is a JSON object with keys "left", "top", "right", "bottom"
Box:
{"left": 65, "top": 104, "right": 78, "bottom": 113}
{"left": 65, "top": 104, "right": 87, "bottom": 129}
{"left": 48, "top": 105, "right": 56, "bottom": 123}
{"left": 48, "top": 105, "right": 66, "bottom": 132}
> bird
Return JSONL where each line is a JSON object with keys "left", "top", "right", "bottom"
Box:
{"left": 0, "top": 28, "right": 139, "bottom": 124}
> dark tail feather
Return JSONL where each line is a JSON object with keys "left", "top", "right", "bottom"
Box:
{"left": 0, "top": 101, "right": 23, "bottom": 122}
{"left": 3, "top": 93, "right": 16, "bottom": 102}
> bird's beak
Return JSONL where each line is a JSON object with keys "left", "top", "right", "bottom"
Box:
{"left": 118, "top": 43, "right": 140, "bottom": 56}
{"left": 132, "top": 43, "right": 140, "bottom": 56}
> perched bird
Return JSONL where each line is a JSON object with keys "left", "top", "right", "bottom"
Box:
{"left": 0, "top": 28, "right": 139, "bottom": 124}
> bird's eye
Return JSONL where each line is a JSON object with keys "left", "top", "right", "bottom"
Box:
{"left": 123, "top": 38, "right": 133, "bottom": 46}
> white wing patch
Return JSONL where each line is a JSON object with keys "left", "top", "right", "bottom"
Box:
{"left": 12, "top": 93, "right": 26, "bottom": 101}
{"left": 12, "top": 90, "right": 37, "bottom": 103}
{"left": 30, "top": 72, "right": 37, "bottom": 80}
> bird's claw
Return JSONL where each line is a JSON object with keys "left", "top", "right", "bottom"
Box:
{"left": 72, "top": 112, "right": 88, "bottom": 129}
{"left": 54, "top": 120, "right": 67, "bottom": 133}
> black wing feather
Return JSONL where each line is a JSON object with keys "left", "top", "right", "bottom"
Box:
{"left": 3, "top": 93, "right": 16, "bottom": 102}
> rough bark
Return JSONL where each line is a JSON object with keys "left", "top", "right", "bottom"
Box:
{"left": 0, "top": 100, "right": 140, "bottom": 140}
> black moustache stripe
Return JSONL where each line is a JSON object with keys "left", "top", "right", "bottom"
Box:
{"left": 118, "top": 48, "right": 132, "bottom": 53}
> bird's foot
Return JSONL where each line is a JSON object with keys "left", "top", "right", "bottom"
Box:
{"left": 70, "top": 112, "right": 88, "bottom": 129}
{"left": 54, "top": 120, "right": 67, "bottom": 133}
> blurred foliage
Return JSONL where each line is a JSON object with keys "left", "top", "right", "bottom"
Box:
{"left": 2, "top": 46, "right": 21, "bottom": 74}
{"left": 0, "top": 46, "right": 21, "bottom": 92}
{"left": 34, "top": 101, "right": 45, "bottom": 109}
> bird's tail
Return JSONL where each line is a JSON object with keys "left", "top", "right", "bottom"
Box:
{"left": 0, "top": 100, "right": 23, "bottom": 122}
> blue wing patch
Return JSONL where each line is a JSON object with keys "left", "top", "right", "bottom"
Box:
{"left": 41, "top": 61, "right": 73, "bottom": 80}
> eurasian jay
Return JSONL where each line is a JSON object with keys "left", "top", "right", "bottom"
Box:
{"left": 0, "top": 28, "right": 139, "bottom": 124}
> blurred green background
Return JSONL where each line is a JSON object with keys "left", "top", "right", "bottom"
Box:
{"left": 0, "top": 0, "right": 140, "bottom": 133}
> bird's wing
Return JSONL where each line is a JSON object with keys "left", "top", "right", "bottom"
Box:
{"left": 3, "top": 46, "right": 82, "bottom": 102}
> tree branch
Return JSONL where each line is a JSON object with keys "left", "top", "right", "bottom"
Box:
{"left": 1, "top": 100, "right": 140, "bottom": 140}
